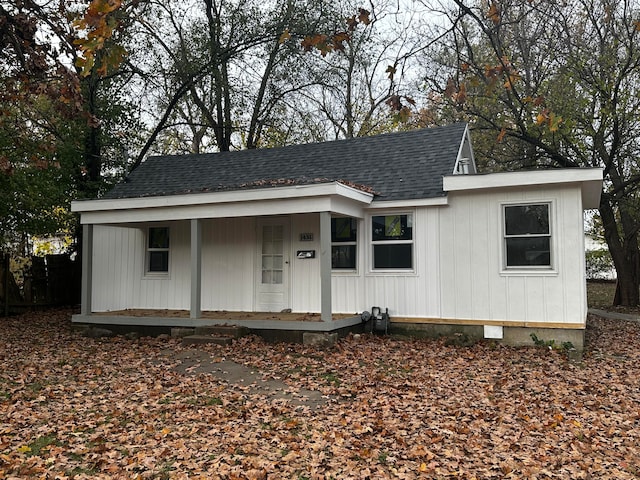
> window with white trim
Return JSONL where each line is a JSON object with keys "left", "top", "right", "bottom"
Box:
{"left": 146, "top": 227, "right": 170, "bottom": 274}
{"left": 331, "top": 217, "right": 357, "bottom": 270}
{"left": 503, "top": 203, "right": 551, "bottom": 268}
{"left": 371, "top": 214, "right": 413, "bottom": 269}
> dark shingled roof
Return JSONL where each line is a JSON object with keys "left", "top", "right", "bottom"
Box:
{"left": 104, "top": 123, "right": 468, "bottom": 202}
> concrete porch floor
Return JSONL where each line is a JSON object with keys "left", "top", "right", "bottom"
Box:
{"left": 72, "top": 309, "right": 365, "bottom": 337}
{"left": 92, "top": 309, "right": 356, "bottom": 322}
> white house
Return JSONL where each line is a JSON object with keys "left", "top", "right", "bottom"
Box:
{"left": 71, "top": 123, "right": 602, "bottom": 348}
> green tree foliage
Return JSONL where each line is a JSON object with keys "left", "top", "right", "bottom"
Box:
{"left": 0, "top": 97, "right": 78, "bottom": 246}
{"left": 586, "top": 249, "right": 615, "bottom": 280}
{"left": 0, "top": 0, "right": 143, "bottom": 249}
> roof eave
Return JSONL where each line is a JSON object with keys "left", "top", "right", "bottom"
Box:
{"left": 72, "top": 182, "right": 375, "bottom": 225}
{"left": 72, "top": 181, "right": 373, "bottom": 213}
{"left": 443, "top": 168, "right": 603, "bottom": 209}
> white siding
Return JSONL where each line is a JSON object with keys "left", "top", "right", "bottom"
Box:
{"left": 201, "top": 217, "right": 256, "bottom": 311}
{"left": 92, "top": 222, "right": 190, "bottom": 311}
{"left": 331, "top": 208, "right": 442, "bottom": 318}
{"left": 89, "top": 184, "right": 586, "bottom": 326}
{"left": 290, "top": 215, "right": 321, "bottom": 312}
{"left": 439, "top": 185, "right": 587, "bottom": 325}
{"left": 90, "top": 211, "right": 443, "bottom": 317}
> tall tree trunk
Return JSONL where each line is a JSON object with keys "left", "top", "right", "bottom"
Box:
{"left": 82, "top": 74, "right": 101, "bottom": 195}
{"left": 246, "top": 40, "right": 280, "bottom": 149}
{"left": 600, "top": 195, "right": 640, "bottom": 306}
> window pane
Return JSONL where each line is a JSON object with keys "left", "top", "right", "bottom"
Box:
{"left": 262, "top": 225, "right": 284, "bottom": 253}
{"left": 149, "top": 227, "right": 169, "bottom": 248}
{"left": 372, "top": 215, "right": 412, "bottom": 241}
{"left": 506, "top": 237, "right": 551, "bottom": 266}
{"left": 373, "top": 244, "right": 412, "bottom": 269}
{"left": 148, "top": 251, "right": 169, "bottom": 272}
{"left": 332, "top": 245, "right": 356, "bottom": 269}
{"left": 332, "top": 218, "right": 357, "bottom": 242}
{"left": 505, "top": 205, "right": 549, "bottom": 236}
{"left": 262, "top": 271, "right": 272, "bottom": 284}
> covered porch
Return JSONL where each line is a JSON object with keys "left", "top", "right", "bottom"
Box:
{"left": 72, "top": 182, "right": 374, "bottom": 331}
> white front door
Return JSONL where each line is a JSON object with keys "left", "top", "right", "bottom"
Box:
{"left": 255, "top": 219, "right": 290, "bottom": 312}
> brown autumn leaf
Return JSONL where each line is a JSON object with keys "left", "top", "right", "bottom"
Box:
{"left": 504, "top": 72, "right": 521, "bottom": 89}
{"left": 386, "top": 64, "right": 397, "bottom": 80}
{"left": 533, "top": 95, "right": 545, "bottom": 106}
{"left": 2, "top": 309, "right": 640, "bottom": 478}
{"left": 386, "top": 94, "right": 402, "bottom": 111}
{"left": 488, "top": 1, "right": 501, "bottom": 24}
{"left": 346, "top": 15, "right": 359, "bottom": 31}
{"left": 278, "top": 29, "right": 291, "bottom": 44}
{"left": 331, "top": 32, "right": 349, "bottom": 51}
{"left": 444, "top": 77, "right": 457, "bottom": 97}
{"left": 358, "top": 8, "right": 371, "bottom": 25}
{"left": 455, "top": 82, "right": 467, "bottom": 104}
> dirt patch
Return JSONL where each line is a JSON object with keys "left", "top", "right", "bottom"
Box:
{"left": 587, "top": 280, "right": 640, "bottom": 316}
{"left": 163, "top": 348, "right": 329, "bottom": 408}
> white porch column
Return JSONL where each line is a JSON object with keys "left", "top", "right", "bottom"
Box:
{"left": 80, "top": 223, "right": 93, "bottom": 316}
{"left": 319, "top": 211, "right": 332, "bottom": 322}
{"left": 190, "top": 219, "right": 202, "bottom": 319}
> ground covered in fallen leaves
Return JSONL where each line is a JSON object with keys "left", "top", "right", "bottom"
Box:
{"left": 1, "top": 310, "right": 639, "bottom": 479}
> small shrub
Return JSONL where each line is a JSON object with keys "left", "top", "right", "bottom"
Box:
{"left": 530, "top": 333, "right": 555, "bottom": 349}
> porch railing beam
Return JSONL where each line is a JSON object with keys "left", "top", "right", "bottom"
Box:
{"left": 80, "top": 224, "right": 93, "bottom": 316}
{"left": 319, "top": 211, "right": 332, "bottom": 322}
{"left": 190, "top": 219, "right": 202, "bottom": 319}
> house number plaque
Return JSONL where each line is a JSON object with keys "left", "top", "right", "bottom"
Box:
{"left": 300, "top": 233, "right": 314, "bottom": 241}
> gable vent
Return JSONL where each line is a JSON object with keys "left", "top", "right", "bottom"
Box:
{"left": 458, "top": 158, "right": 471, "bottom": 174}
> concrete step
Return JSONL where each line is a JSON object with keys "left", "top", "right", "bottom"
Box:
{"left": 194, "top": 325, "right": 249, "bottom": 338}
{"left": 181, "top": 335, "right": 234, "bottom": 346}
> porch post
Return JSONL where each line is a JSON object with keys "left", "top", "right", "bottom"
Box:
{"left": 319, "top": 211, "right": 332, "bottom": 322}
{"left": 190, "top": 219, "right": 202, "bottom": 319}
{"left": 80, "top": 223, "right": 93, "bottom": 316}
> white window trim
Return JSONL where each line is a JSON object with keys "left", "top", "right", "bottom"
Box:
{"left": 500, "top": 201, "right": 557, "bottom": 276}
{"left": 331, "top": 217, "right": 359, "bottom": 274}
{"left": 368, "top": 211, "right": 416, "bottom": 274}
{"left": 144, "top": 226, "right": 170, "bottom": 278}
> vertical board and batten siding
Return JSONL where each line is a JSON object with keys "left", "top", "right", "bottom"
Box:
{"left": 91, "top": 222, "right": 191, "bottom": 311}
{"left": 439, "top": 185, "right": 586, "bottom": 325}
{"left": 91, "top": 218, "right": 258, "bottom": 313}
{"left": 290, "top": 214, "right": 322, "bottom": 313}
{"left": 90, "top": 188, "right": 585, "bottom": 323}
{"left": 201, "top": 217, "right": 256, "bottom": 311}
{"left": 331, "top": 207, "right": 442, "bottom": 318}
{"left": 90, "top": 224, "right": 135, "bottom": 311}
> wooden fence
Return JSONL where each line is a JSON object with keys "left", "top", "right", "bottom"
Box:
{"left": 1, "top": 253, "right": 81, "bottom": 316}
